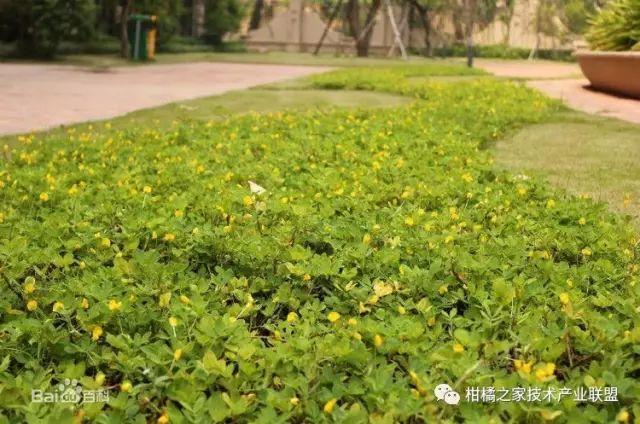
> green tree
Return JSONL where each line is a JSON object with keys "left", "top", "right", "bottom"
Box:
{"left": 406, "top": 0, "right": 444, "bottom": 56}
{"left": 203, "top": 0, "right": 246, "bottom": 44}
{"left": 0, "top": 0, "right": 95, "bottom": 57}
{"left": 346, "top": 0, "right": 383, "bottom": 56}
{"left": 456, "top": 0, "right": 498, "bottom": 66}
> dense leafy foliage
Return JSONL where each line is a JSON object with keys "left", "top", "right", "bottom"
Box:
{"left": 1, "top": 67, "right": 639, "bottom": 423}
{"left": 203, "top": 0, "right": 246, "bottom": 45}
{"left": 585, "top": 0, "right": 640, "bottom": 51}
{"left": 133, "top": 0, "right": 185, "bottom": 47}
{"left": 0, "top": 0, "right": 95, "bottom": 57}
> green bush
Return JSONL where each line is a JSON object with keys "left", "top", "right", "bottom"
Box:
{"left": 0, "top": 0, "right": 95, "bottom": 58}
{"left": 1, "top": 66, "right": 639, "bottom": 422}
{"left": 431, "top": 43, "right": 575, "bottom": 61}
{"left": 203, "top": 0, "right": 246, "bottom": 45}
{"left": 585, "top": 0, "right": 640, "bottom": 51}
{"left": 133, "top": 0, "right": 184, "bottom": 47}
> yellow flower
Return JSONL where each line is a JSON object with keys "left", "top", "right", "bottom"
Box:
{"left": 362, "top": 233, "right": 371, "bottom": 245}
{"left": 461, "top": 173, "right": 473, "bottom": 183}
{"left": 81, "top": 297, "right": 89, "bottom": 309}
{"left": 514, "top": 359, "right": 533, "bottom": 374}
{"left": 546, "top": 199, "right": 555, "bottom": 209}
{"left": 581, "top": 247, "right": 592, "bottom": 256}
{"left": 453, "top": 343, "right": 464, "bottom": 353}
{"left": 100, "top": 237, "right": 111, "bottom": 248}
{"left": 92, "top": 325, "right": 103, "bottom": 341}
{"left": 397, "top": 305, "right": 406, "bottom": 315}
{"left": 347, "top": 318, "right": 357, "bottom": 326}
{"left": 173, "top": 348, "right": 183, "bottom": 361}
{"left": 303, "top": 274, "right": 311, "bottom": 281}
{"left": 535, "top": 362, "right": 556, "bottom": 381}
{"left": 286, "top": 312, "right": 298, "bottom": 323}
{"left": 243, "top": 196, "right": 254, "bottom": 207}
{"left": 174, "top": 210, "right": 184, "bottom": 218}
{"left": 120, "top": 380, "right": 132, "bottom": 392}
{"left": 559, "top": 293, "right": 570, "bottom": 305}
{"left": 168, "top": 316, "right": 178, "bottom": 327}
{"left": 39, "top": 192, "right": 49, "bottom": 202}
{"left": 323, "top": 398, "right": 337, "bottom": 414}
{"left": 578, "top": 217, "right": 586, "bottom": 225}
{"left": 517, "top": 187, "right": 527, "bottom": 196}
{"left": 23, "top": 276, "right": 36, "bottom": 294}
{"left": 374, "top": 334, "right": 384, "bottom": 348}
{"left": 52, "top": 301, "right": 65, "bottom": 312}
{"left": 108, "top": 299, "right": 122, "bottom": 311}
{"left": 95, "top": 372, "right": 106, "bottom": 386}
{"left": 327, "top": 311, "right": 341, "bottom": 323}
{"left": 438, "top": 284, "right": 448, "bottom": 295}
{"left": 616, "top": 409, "right": 630, "bottom": 423}
{"left": 163, "top": 233, "right": 175, "bottom": 242}
{"left": 143, "top": 186, "right": 152, "bottom": 194}
{"left": 26, "top": 299, "right": 38, "bottom": 311}
{"left": 545, "top": 362, "right": 556, "bottom": 375}
{"left": 289, "top": 397, "right": 300, "bottom": 406}
{"left": 159, "top": 292, "right": 172, "bottom": 308}
{"left": 404, "top": 216, "right": 414, "bottom": 226}
{"left": 179, "top": 295, "right": 191, "bottom": 304}
{"left": 157, "top": 410, "right": 170, "bottom": 424}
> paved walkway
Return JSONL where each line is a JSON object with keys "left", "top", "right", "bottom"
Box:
{"left": 0, "top": 62, "right": 329, "bottom": 135}
{"left": 475, "top": 59, "right": 640, "bottom": 124}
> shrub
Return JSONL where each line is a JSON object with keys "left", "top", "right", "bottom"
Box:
{"left": 0, "top": 0, "right": 95, "bottom": 58}
{"left": 203, "top": 0, "right": 246, "bottom": 45}
{"left": 431, "top": 43, "right": 575, "bottom": 61}
{"left": 585, "top": 0, "right": 640, "bottom": 51}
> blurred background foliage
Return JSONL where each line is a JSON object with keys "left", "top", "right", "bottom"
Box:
{"left": 0, "top": 0, "right": 633, "bottom": 59}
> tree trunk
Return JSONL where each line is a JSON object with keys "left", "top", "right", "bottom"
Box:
{"left": 413, "top": 4, "right": 432, "bottom": 57}
{"left": 347, "top": 0, "right": 361, "bottom": 41}
{"left": 249, "top": 0, "right": 264, "bottom": 30}
{"left": 465, "top": 33, "right": 473, "bottom": 67}
{"left": 314, "top": 0, "right": 344, "bottom": 55}
{"left": 120, "top": 0, "right": 132, "bottom": 59}
{"left": 452, "top": 7, "right": 464, "bottom": 42}
{"left": 357, "top": 0, "right": 381, "bottom": 56}
{"left": 192, "top": 0, "right": 205, "bottom": 37}
{"left": 463, "top": 0, "right": 475, "bottom": 67}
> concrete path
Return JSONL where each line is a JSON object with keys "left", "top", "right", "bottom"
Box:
{"left": 475, "top": 59, "right": 640, "bottom": 124}
{"left": 528, "top": 79, "right": 640, "bottom": 124}
{"left": 0, "top": 62, "right": 329, "bottom": 135}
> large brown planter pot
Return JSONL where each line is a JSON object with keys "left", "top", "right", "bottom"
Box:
{"left": 574, "top": 51, "right": 640, "bottom": 99}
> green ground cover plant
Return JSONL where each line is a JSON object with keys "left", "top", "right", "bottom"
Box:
{"left": 1, "top": 67, "right": 639, "bottom": 423}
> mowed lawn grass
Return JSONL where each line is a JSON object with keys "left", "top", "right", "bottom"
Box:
{"left": 493, "top": 109, "right": 640, "bottom": 226}
{"left": 15, "top": 51, "right": 465, "bottom": 71}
